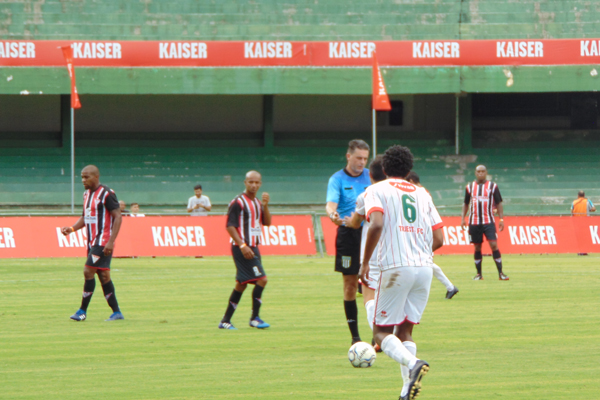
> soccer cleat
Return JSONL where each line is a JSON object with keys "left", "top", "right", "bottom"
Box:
{"left": 372, "top": 338, "right": 382, "bottom": 353}
{"left": 351, "top": 336, "right": 362, "bottom": 345}
{"left": 473, "top": 274, "right": 483, "bottom": 280}
{"left": 445, "top": 286, "right": 459, "bottom": 299}
{"left": 105, "top": 311, "right": 124, "bottom": 321}
{"left": 249, "top": 317, "right": 270, "bottom": 329}
{"left": 499, "top": 273, "right": 510, "bottom": 281}
{"left": 218, "top": 321, "right": 237, "bottom": 330}
{"left": 70, "top": 309, "right": 86, "bottom": 321}
{"left": 407, "top": 360, "right": 429, "bottom": 400}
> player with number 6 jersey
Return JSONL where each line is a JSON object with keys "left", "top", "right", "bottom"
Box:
{"left": 360, "top": 145, "right": 444, "bottom": 400}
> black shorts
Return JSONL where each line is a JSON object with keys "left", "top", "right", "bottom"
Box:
{"left": 232, "top": 244, "right": 266, "bottom": 284}
{"left": 85, "top": 246, "right": 113, "bottom": 270}
{"left": 469, "top": 224, "right": 497, "bottom": 244}
{"left": 335, "top": 225, "right": 363, "bottom": 275}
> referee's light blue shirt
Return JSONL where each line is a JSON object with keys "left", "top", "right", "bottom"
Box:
{"left": 326, "top": 168, "right": 371, "bottom": 219}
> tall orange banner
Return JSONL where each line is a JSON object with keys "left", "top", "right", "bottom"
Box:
{"left": 0, "top": 215, "right": 315, "bottom": 258}
{"left": 59, "top": 45, "right": 82, "bottom": 108}
{"left": 321, "top": 216, "right": 600, "bottom": 256}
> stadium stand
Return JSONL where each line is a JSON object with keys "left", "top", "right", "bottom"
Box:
{"left": 1, "top": 0, "right": 599, "bottom": 215}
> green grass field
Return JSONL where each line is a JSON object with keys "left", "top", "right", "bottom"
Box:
{"left": 1, "top": 254, "right": 599, "bottom": 400}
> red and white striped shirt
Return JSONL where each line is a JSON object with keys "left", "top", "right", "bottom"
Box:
{"left": 226, "top": 193, "right": 264, "bottom": 247}
{"left": 82, "top": 185, "right": 120, "bottom": 249}
{"left": 464, "top": 180, "right": 503, "bottom": 225}
{"left": 364, "top": 179, "right": 443, "bottom": 271}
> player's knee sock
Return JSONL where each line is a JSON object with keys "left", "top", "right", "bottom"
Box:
{"left": 493, "top": 250, "right": 503, "bottom": 274}
{"left": 222, "top": 289, "right": 243, "bottom": 323}
{"left": 251, "top": 285, "right": 264, "bottom": 319}
{"left": 401, "top": 341, "right": 418, "bottom": 397}
{"left": 474, "top": 250, "right": 482, "bottom": 274}
{"left": 432, "top": 263, "right": 454, "bottom": 291}
{"left": 381, "top": 334, "right": 417, "bottom": 368}
{"left": 101, "top": 281, "right": 120, "bottom": 313}
{"left": 80, "top": 278, "right": 95, "bottom": 311}
{"left": 344, "top": 300, "right": 360, "bottom": 339}
{"left": 364, "top": 299, "right": 375, "bottom": 331}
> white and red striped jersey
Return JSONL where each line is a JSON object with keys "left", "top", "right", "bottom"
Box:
{"left": 82, "top": 185, "right": 120, "bottom": 249}
{"left": 364, "top": 179, "right": 443, "bottom": 271}
{"left": 355, "top": 194, "right": 378, "bottom": 266}
{"left": 464, "top": 180, "right": 503, "bottom": 225}
{"left": 226, "top": 193, "right": 265, "bottom": 247}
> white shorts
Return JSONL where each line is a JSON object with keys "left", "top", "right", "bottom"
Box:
{"left": 374, "top": 266, "right": 433, "bottom": 326}
{"left": 360, "top": 263, "right": 380, "bottom": 291}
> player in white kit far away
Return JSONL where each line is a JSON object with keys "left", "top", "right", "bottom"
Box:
{"left": 360, "top": 145, "right": 444, "bottom": 400}
{"left": 343, "top": 155, "right": 387, "bottom": 352}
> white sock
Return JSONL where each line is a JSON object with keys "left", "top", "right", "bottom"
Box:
{"left": 364, "top": 300, "right": 375, "bottom": 331}
{"left": 400, "top": 341, "right": 417, "bottom": 397}
{"left": 381, "top": 335, "right": 418, "bottom": 368}
{"left": 432, "top": 263, "right": 454, "bottom": 291}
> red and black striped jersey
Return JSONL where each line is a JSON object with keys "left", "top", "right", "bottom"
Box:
{"left": 226, "top": 193, "right": 265, "bottom": 247}
{"left": 464, "top": 180, "right": 502, "bottom": 225}
{"left": 82, "top": 184, "right": 120, "bottom": 249}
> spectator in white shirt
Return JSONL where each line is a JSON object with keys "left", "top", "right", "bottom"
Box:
{"left": 187, "top": 184, "right": 212, "bottom": 216}
{"left": 129, "top": 203, "right": 145, "bottom": 217}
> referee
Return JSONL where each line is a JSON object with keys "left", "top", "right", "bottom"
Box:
{"left": 326, "top": 139, "right": 371, "bottom": 344}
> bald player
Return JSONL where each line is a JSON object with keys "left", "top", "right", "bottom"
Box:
{"left": 461, "top": 165, "right": 509, "bottom": 281}
{"left": 61, "top": 165, "right": 124, "bottom": 321}
{"left": 219, "top": 171, "right": 272, "bottom": 330}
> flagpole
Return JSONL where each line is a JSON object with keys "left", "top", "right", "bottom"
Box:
{"left": 372, "top": 108, "right": 377, "bottom": 157}
{"left": 71, "top": 106, "right": 75, "bottom": 214}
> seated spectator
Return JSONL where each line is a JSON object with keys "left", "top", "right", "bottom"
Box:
{"left": 571, "top": 191, "right": 596, "bottom": 216}
{"left": 119, "top": 200, "right": 129, "bottom": 216}
{"left": 129, "top": 203, "right": 146, "bottom": 217}
{"left": 187, "top": 184, "right": 211, "bottom": 216}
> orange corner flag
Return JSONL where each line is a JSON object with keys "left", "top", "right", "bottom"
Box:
{"left": 372, "top": 52, "right": 391, "bottom": 111}
{"left": 59, "top": 45, "right": 82, "bottom": 109}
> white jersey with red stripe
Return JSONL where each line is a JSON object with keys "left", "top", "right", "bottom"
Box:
{"left": 364, "top": 178, "right": 443, "bottom": 271}
{"left": 355, "top": 194, "right": 378, "bottom": 266}
{"left": 82, "top": 184, "right": 120, "bottom": 250}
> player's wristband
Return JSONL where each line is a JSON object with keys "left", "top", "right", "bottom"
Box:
{"left": 499, "top": 219, "right": 504, "bottom": 222}
{"left": 329, "top": 213, "right": 336, "bottom": 219}
{"left": 240, "top": 243, "right": 247, "bottom": 249}
{"left": 70, "top": 226, "right": 75, "bottom": 232}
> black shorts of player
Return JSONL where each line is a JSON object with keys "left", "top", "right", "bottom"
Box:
{"left": 231, "top": 244, "right": 267, "bottom": 284}
{"left": 85, "top": 246, "right": 113, "bottom": 270}
{"left": 468, "top": 223, "right": 497, "bottom": 244}
{"left": 335, "top": 225, "right": 363, "bottom": 275}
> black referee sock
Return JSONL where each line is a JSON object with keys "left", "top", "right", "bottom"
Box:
{"left": 80, "top": 278, "right": 96, "bottom": 312}
{"left": 101, "top": 281, "right": 120, "bottom": 313}
{"left": 474, "top": 251, "right": 483, "bottom": 275}
{"left": 344, "top": 300, "right": 360, "bottom": 340}
{"left": 222, "top": 289, "right": 243, "bottom": 323}
{"left": 493, "top": 250, "right": 503, "bottom": 274}
{"left": 251, "top": 285, "right": 265, "bottom": 319}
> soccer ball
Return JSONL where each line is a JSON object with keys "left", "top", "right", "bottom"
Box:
{"left": 348, "top": 341, "right": 377, "bottom": 368}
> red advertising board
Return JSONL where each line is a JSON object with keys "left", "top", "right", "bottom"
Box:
{"left": 0, "top": 215, "right": 315, "bottom": 258}
{"left": 320, "top": 216, "right": 600, "bottom": 256}
{"left": 2, "top": 39, "right": 600, "bottom": 68}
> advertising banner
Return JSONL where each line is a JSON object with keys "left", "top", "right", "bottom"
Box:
{"left": 2, "top": 39, "right": 600, "bottom": 68}
{"left": 0, "top": 215, "right": 315, "bottom": 259}
{"left": 320, "top": 216, "right": 600, "bottom": 256}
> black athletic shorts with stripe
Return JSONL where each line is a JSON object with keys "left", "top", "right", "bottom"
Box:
{"left": 232, "top": 244, "right": 266, "bottom": 284}
{"left": 85, "top": 246, "right": 113, "bottom": 270}
{"left": 335, "top": 225, "right": 363, "bottom": 275}
{"left": 468, "top": 223, "right": 497, "bottom": 244}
